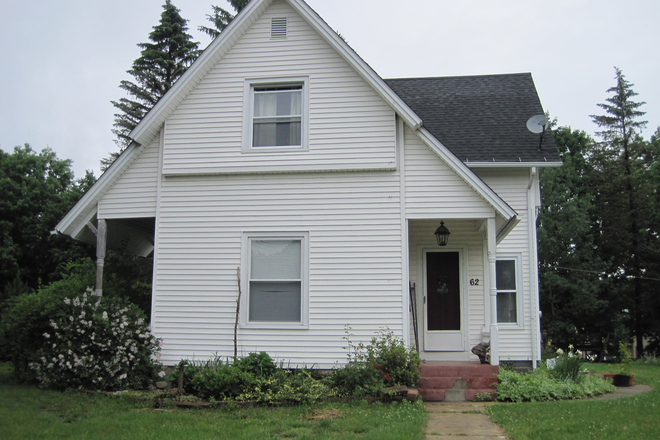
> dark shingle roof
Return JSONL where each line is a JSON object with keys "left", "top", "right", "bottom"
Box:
{"left": 384, "top": 73, "right": 560, "bottom": 164}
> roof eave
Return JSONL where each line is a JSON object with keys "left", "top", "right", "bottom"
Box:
{"left": 55, "top": 143, "right": 145, "bottom": 237}
{"left": 466, "top": 161, "right": 562, "bottom": 168}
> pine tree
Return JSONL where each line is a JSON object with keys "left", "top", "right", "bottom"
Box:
{"left": 105, "top": 0, "right": 199, "bottom": 170}
{"left": 199, "top": 0, "right": 251, "bottom": 39}
{"left": 590, "top": 67, "right": 652, "bottom": 357}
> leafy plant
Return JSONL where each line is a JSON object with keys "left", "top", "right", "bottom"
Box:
{"left": 619, "top": 342, "right": 633, "bottom": 374}
{"left": 234, "top": 351, "right": 276, "bottom": 377}
{"left": 332, "top": 326, "right": 422, "bottom": 396}
{"left": 472, "top": 392, "right": 494, "bottom": 402}
{"left": 496, "top": 367, "right": 614, "bottom": 402}
{"left": 548, "top": 345, "right": 584, "bottom": 383}
{"left": 238, "top": 368, "right": 337, "bottom": 404}
{"left": 27, "top": 289, "right": 161, "bottom": 390}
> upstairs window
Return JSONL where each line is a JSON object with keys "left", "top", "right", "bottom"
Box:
{"left": 244, "top": 78, "right": 308, "bottom": 152}
{"left": 253, "top": 86, "right": 302, "bottom": 148}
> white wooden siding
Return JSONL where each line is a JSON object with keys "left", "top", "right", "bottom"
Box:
{"left": 98, "top": 138, "right": 159, "bottom": 219}
{"left": 404, "top": 127, "right": 493, "bottom": 218}
{"left": 152, "top": 171, "right": 405, "bottom": 367}
{"left": 476, "top": 168, "right": 534, "bottom": 360}
{"left": 162, "top": 1, "right": 396, "bottom": 175}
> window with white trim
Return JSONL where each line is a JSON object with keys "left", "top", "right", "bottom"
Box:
{"left": 243, "top": 233, "right": 308, "bottom": 327}
{"left": 244, "top": 78, "right": 308, "bottom": 151}
{"left": 496, "top": 258, "right": 520, "bottom": 324}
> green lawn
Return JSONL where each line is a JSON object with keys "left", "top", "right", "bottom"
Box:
{"left": 0, "top": 363, "right": 427, "bottom": 440}
{"left": 487, "top": 362, "right": 660, "bottom": 439}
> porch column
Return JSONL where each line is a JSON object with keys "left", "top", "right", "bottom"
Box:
{"left": 86, "top": 219, "right": 107, "bottom": 297}
{"left": 95, "top": 219, "right": 107, "bottom": 296}
{"left": 487, "top": 217, "right": 499, "bottom": 365}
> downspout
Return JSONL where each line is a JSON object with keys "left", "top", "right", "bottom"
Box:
{"left": 528, "top": 167, "right": 541, "bottom": 368}
{"left": 487, "top": 217, "right": 499, "bottom": 365}
{"left": 397, "top": 116, "right": 411, "bottom": 347}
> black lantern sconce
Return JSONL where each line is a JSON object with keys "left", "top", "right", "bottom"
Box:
{"left": 434, "top": 221, "right": 450, "bottom": 246}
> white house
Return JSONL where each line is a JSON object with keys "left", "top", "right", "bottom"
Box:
{"left": 56, "top": 0, "right": 560, "bottom": 369}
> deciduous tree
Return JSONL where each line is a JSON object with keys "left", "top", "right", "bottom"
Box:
{"left": 0, "top": 144, "right": 95, "bottom": 295}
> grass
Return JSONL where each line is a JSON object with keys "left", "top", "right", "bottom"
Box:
{"left": 0, "top": 363, "right": 427, "bottom": 439}
{"left": 487, "top": 362, "right": 660, "bottom": 439}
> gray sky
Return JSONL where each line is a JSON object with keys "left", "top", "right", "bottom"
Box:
{"left": 1, "top": 0, "right": 658, "bottom": 179}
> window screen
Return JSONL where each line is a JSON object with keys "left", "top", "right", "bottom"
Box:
{"left": 252, "top": 86, "right": 302, "bottom": 148}
{"left": 496, "top": 259, "right": 518, "bottom": 323}
{"left": 248, "top": 239, "right": 302, "bottom": 322}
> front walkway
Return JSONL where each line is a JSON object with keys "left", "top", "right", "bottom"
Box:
{"left": 424, "top": 402, "right": 506, "bottom": 439}
{"left": 423, "top": 384, "right": 653, "bottom": 439}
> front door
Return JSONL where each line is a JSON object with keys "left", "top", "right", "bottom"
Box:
{"left": 424, "top": 251, "right": 464, "bottom": 351}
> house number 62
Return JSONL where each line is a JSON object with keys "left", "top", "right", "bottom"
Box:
{"left": 469, "top": 279, "right": 480, "bottom": 286}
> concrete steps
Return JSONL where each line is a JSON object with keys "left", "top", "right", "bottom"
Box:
{"left": 419, "top": 363, "right": 499, "bottom": 402}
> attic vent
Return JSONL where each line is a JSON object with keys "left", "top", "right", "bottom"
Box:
{"left": 271, "top": 17, "right": 287, "bottom": 39}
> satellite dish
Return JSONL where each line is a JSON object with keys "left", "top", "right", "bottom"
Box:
{"left": 526, "top": 115, "right": 548, "bottom": 134}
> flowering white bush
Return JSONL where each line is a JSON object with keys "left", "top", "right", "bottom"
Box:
{"left": 28, "top": 289, "right": 161, "bottom": 391}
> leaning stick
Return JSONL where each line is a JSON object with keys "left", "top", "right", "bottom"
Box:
{"left": 234, "top": 267, "right": 242, "bottom": 359}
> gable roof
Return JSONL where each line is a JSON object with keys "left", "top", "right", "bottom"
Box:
{"left": 57, "top": 0, "right": 524, "bottom": 238}
{"left": 385, "top": 74, "right": 561, "bottom": 166}
{"left": 129, "top": 0, "right": 422, "bottom": 149}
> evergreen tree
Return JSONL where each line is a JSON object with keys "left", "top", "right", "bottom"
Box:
{"left": 199, "top": 0, "right": 251, "bottom": 39}
{"left": 538, "top": 127, "right": 609, "bottom": 348}
{"left": 106, "top": 0, "right": 199, "bottom": 170}
{"left": 589, "top": 68, "right": 656, "bottom": 356}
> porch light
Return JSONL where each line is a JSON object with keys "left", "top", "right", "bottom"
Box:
{"left": 434, "top": 221, "right": 450, "bottom": 246}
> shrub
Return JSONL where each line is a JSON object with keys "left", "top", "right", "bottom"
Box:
{"left": 189, "top": 359, "right": 252, "bottom": 400}
{"left": 238, "top": 368, "right": 337, "bottom": 404}
{"left": 234, "top": 351, "right": 277, "bottom": 377}
{"left": 178, "top": 353, "right": 276, "bottom": 400}
{"left": 496, "top": 368, "right": 615, "bottom": 403}
{"left": 27, "top": 290, "right": 161, "bottom": 391}
{"left": 0, "top": 260, "right": 96, "bottom": 382}
{"left": 332, "top": 327, "right": 422, "bottom": 396}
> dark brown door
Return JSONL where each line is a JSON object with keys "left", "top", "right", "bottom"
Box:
{"left": 426, "top": 252, "right": 460, "bottom": 331}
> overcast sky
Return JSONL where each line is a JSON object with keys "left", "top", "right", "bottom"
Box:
{"left": 1, "top": 0, "right": 658, "bottom": 179}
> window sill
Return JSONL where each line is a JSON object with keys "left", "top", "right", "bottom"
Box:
{"left": 497, "top": 323, "right": 525, "bottom": 330}
{"left": 240, "top": 322, "right": 309, "bottom": 330}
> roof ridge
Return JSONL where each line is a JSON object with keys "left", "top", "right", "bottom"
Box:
{"left": 385, "top": 72, "right": 531, "bottom": 81}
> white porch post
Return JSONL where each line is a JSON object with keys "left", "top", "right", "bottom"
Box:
{"left": 95, "top": 219, "right": 107, "bottom": 296}
{"left": 487, "top": 217, "right": 499, "bottom": 365}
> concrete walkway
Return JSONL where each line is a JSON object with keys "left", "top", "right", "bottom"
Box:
{"left": 424, "top": 402, "right": 506, "bottom": 439}
{"left": 423, "top": 384, "right": 653, "bottom": 439}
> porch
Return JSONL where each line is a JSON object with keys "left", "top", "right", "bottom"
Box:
{"left": 407, "top": 218, "right": 508, "bottom": 366}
